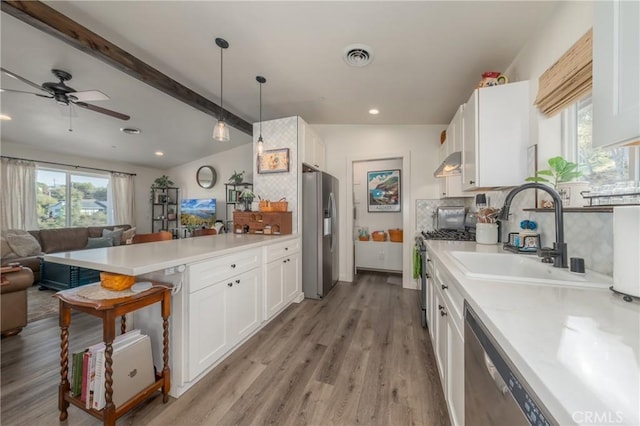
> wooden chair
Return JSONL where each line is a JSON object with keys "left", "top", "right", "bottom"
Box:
{"left": 132, "top": 231, "right": 173, "bottom": 244}
{"left": 192, "top": 228, "right": 217, "bottom": 237}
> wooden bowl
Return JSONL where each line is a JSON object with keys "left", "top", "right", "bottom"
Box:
{"left": 100, "top": 272, "right": 135, "bottom": 291}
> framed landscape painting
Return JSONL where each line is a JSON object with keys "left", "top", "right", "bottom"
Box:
{"left": 367, "top": 169, "right": 401, "bottom": 212}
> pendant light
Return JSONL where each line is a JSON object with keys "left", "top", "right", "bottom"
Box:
{"left": 213, "top": 37, "right": 230, "bottom": 142}
{"left": 256, "top": 76, "right": 266, "bottom": 155}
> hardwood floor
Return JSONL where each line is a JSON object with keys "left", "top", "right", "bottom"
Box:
{"left": 1, "top": 272, "right": 449, "bottom": 426}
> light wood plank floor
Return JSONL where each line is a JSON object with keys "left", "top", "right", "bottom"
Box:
{"left": 1, "top": 272, "right": 449, "bottom": 425}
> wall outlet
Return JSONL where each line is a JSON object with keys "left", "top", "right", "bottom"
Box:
{"left": 164, "top": 267, "right": 175, "bottom": 275}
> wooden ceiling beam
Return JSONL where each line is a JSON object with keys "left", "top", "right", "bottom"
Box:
{"left": 1, "top": 0, "right": 253, "bottom": 135}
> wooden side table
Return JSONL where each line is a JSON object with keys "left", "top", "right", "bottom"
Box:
{"left": 55, "top": 282, "right": 171, "bottom": 426}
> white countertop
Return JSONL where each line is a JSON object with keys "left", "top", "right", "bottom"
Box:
{"left": 426, "top": 240, "right": 640, "bottom": 425}
{"left": 44, "top": 233, "right": 298, "bottom": 276}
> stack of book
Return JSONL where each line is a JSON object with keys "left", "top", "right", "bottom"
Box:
{"left": 70, "top": 329, "right": 155, "bottom": 410}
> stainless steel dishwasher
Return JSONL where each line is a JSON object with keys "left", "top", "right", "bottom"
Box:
{"left": 465, "top": 302, "right": 557, "bottom": 426}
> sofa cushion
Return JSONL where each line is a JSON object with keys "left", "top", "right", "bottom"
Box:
{"left": 1, "top": 233, "right": 17, "bottom": 259}
{"left": 88, "top": 225, "right": 131, "bottom": 239}
{"left": 102, "top": 227, "right": 124, "bottom": 246}
{"left": 39, "top": 228, "right": 89, "bottom": 253}
{"left": 5, "top": 231, "right": 42, "bottom": 257}
{"left": 122, "top": 227, "right": 136, "bottom": 244}
{"left": 85, "top": 237, "right": 114, "bottom": 249}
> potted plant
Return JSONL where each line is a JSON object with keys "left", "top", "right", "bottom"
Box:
{"left": 229, "top": 170, "right": 245, "bottom": 185}
{"left": 238, "top": 188, "right": 255, "bottom": 212}
{"left": 150, "top": 175, "right": 174, "bottom": 202}
{"left": 526, "top": 156, "right": 587, "bottom": 207}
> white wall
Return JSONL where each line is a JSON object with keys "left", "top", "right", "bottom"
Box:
{"left": 1, "top": 140, "right": 164, "bottom": 233}
{"left": 353, "top": 158, "right": 403, "bottom": 238}
{"left": 504, "top": 1, "right": 593, "bottom": 164}
{"left": 314, "top": 124, "right": 444, "bottom": 287}
{"left": 167, "top": 143, "right": 253, "bottom": 228}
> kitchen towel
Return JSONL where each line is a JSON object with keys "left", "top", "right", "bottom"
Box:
{"left": 613, "top": 206, "right": 640, "bottom": 298}
{"left": 413, "top": 244, "right": 422, "bottom": 279}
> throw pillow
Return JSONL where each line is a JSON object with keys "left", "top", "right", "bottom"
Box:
{"left": 122, "top": 227, "right": 136, "bottom": 244}
{"left": 102, "top": 227, "right": 124, "bottom": 246}
{"left": 6, "top": 231, "right": 43, "bottom": 257}
{"left": 85, "top": 237, "right": 114, "bottom": 249}
{"left": 1, "top": 233, "right": 15, "bottom": 258}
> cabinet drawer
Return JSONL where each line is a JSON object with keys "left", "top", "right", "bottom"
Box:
{"left": 189, "top": 249, "right": 261, "bottom": 293}
{"left": 265, "top": 238, "right": 301, "bottom": 263}
{"left": 435, "top": 264, "right": 464, "bottom": 329}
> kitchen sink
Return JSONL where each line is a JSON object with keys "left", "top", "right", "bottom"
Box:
{"left": 447, "top": 251, "right": 612, "bottom": 288}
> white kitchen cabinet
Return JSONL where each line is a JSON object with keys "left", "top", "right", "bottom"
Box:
{"left": 439, "top": 175, "right": 474, "bottom": 199}
{"left": 264, "top": 238, "right": 301, "bottom": 321}
{"left": 593, "top": 0, "right": 640, "bottom": 148}
{"left": 188, "top": 278, "right": 228, "bottom": 381}
{"left": 354, "top": 240, "right": 402, "bottom": 272}
{"left": 462, "top": 81, "right": 530, "bottom": 191}
{"left": 187, "top": 250, "right": 263, "bottom": 381}
{"left": 301, "top": 120, "right": 326, "bottom": 170}
{"left": 430, "top": 251, "right": 465, "bottom": 426}
{"left": 439, "top": 106, "right": 473, "bottom": 199}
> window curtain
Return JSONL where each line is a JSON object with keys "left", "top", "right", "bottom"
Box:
{"left": 534, "top": 28, "right": 593, "bottom": 117}
{"left": 0, "top": 158, "right": 39, "bottom": 231}
{"left": 110, "top": 172, "right": 135, "bottom": 227}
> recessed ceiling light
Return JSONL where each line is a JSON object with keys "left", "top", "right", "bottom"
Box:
{"left": 120, "top": 127, "right": 141, "bottom": 135}
{"left": 0, "top": 114, "right": 12, "bottom": 120}
{"left": 369, "top": 109, "right": 379, "bottom": 115}
{"left": 155, "top": 151, "right": 164, "bottom": 157}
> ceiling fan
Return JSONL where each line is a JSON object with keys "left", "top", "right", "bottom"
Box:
{"left": 0, "top": 67, "right": 130, "bottom": 121}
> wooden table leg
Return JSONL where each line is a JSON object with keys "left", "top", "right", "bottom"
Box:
{"left": 161, "top": 290, "right": 171, "bottom": 403}
{"left": 120, "top": 315, "right": 127, "bottom": 335}
{"left": 103, "top": 313, "right": 116, "bottom": 426}
{"left": 58, "top": 300, "right": 71, "bottom": 421}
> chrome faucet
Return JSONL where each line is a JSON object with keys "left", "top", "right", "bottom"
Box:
{"left": 498, "top": 183, "right": 568, "bottom": 268}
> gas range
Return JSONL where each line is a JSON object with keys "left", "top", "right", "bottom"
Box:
{"left": 422, "top": 229, "right": 476, "bottom": 241}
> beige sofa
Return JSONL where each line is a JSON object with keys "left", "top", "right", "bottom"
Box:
{"left": 1, "top": 225, "right": 132, "bottom": 283}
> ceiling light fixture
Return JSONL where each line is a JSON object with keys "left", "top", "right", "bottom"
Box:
{"left": 369, "top": 108, "right": 379, "bottom": 115}
{"left": 256, "top": 76, "right": 267, "bottom": 155}
{"left": 120, "top": 127, "right": 141, "bottom": 135}
{"left": 155, "top": 151, "right": 164, "bottom": 157}
{"left": 0, "top": 114, "right": 12, "bottom": 120}
{"left": 213, "top": 37, "right": 230, "bottom": 142}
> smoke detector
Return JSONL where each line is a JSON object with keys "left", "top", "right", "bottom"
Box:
{"left": 343, "top": 44, "right": 374, "bottom": 67}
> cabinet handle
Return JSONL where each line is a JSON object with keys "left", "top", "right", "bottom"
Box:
{"left": 469, "top": 180, "right": 475, "bottom": 185}
{"left": 426, "top": 273, "right": 431, "bottom": 279}
{"left": 235, "top": 279, "right": 240, "bottom": 284}
{"left": 283, "top": 259, "right": 287, "bottom": 263}
{"left": 230, "top": 264, "right": 236, "bottom": 268}
{"left": 285, "top": 247, "right": 288, "bottom": 251}
{"left": 227, "top": 282, "right": 233, "bottom": 287}
{"left": 440, "top": 310, "right": 447, "bottom": 317}
{"left": 441, "top": 284, "right": 448, "bottom": 290}
{"left": 442, "top": 192, "right": 446, "bottom": 196}
{"left": 438, "top": 304, "right": 444, "bottom": 311}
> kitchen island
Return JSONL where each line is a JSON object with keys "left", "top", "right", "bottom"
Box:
{"left": 426, "top": 240, "right": 639, "bottom": 425}
{"left": 45, "top": 233, "right": 302, "bottom": 398}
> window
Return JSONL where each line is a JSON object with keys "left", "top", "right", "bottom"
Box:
{"left": 563, "top": 95, "right": 639, "bottom": 187}
{"left": 36, "top": 168, "right": 111, "bottom": 229}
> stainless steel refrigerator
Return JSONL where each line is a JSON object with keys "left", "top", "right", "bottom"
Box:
{"left": 302, "top": 171, "right": 339, "bottom": 299}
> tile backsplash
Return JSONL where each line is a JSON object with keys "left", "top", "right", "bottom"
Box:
{"left": 416, "top": 190, "right": 614, "bottom": 276}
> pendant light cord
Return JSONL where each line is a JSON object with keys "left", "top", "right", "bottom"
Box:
{"left": 259, "top": 82, "right": 262, "bottom": 137}
{"left": 220, "top": 46, "right": 224, "bottom": 121}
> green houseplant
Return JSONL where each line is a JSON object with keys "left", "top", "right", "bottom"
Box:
{"left": 150, "top": 175, "right": 174, "bottom": 202}
{"left": 229, "top": 170, "right": 245, "bottom": 184}
{"left": 526, "top": 156, "right": 582, "bottom": 189}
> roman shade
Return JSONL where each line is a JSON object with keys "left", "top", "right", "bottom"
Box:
{"left": 534, "top": 28, "right": 593, "bottom": 116}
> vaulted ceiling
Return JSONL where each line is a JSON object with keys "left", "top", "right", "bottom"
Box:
{"left": 1, "top": 1, "right": 559, "bottom": 168}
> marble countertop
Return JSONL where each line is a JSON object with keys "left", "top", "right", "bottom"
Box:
{"left": 44, "top": 233, "right": 298, "bottom": 276}
{"left": 426, "top": 240, "right": 640, "bottom": 426}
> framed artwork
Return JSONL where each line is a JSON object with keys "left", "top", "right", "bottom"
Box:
{"left": 258, "top": 148, "right": 290, "bottom": 174}
{"left": 367, "top": 169, "right": 401, "bottom": 212}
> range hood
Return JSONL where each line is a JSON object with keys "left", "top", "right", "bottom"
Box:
{"left": 434, "top": 151, "right": 462, "bottom": 177}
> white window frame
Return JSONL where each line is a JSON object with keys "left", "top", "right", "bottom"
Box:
{"left": 36, "top": 167, "right": 112, "bottom": 228}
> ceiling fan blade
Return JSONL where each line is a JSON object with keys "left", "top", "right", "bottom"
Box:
{"left": 0, "top": 88, "right": 53, "bottom": 98}
{"left": 0, "top": 67, "right": 52, "bottom": 94}
{"left": 74, "top": 101, "right": 130, "bottom": 121}
{"left": 68, "top": 90, "right": 110, "bottom": 102}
